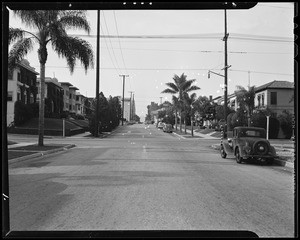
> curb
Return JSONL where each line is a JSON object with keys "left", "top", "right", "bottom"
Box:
{"left": 9, "top": 144, "right": 76, "bottom": 164}
{"left": 211, "top": 144, "right": 294, "bottom": 170}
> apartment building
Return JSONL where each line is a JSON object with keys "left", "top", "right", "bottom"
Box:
{"left": 7, "top": 59, "right": 39, "bottom": 126}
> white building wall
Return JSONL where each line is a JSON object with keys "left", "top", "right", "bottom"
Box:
{"left": 7, "top": 68, "right": 20, "bottom": 125}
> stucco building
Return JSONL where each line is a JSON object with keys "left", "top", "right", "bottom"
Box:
{"left": 7, "top": 59, "right": 39, "bottom": 126}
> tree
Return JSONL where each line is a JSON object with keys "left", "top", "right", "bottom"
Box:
{"left": 183, "top": 92, "right": 197, "bottom": 135}
{"left": 9, "top": 10, "right": 94, "bottom": 146}
{"left": 234, "top": 85, "right": 255, "bottom": 127}
{"left": 161, "top": 73, "right": 200, "bottom": 132}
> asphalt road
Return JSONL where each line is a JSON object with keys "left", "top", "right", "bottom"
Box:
{"left": 8, "top": 124, "right": 295, "bottom": 237}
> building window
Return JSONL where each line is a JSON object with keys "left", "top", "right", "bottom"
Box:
{"left": 30, "top": 93, "right": 34, "bottom": 103}
{"left": 17, "top": 72, "right": 21, "bottom": 82}
{"left": 270, "top": 92, "right": 277, "bottom": 105}
{"left": 257, "top": 95, "right": 261, "bottom": 107}
{"left": 262, "top": 94, "right": 265, "bottom": 106}
{"left": 7, "top": 92, "right": 13, "bottom": 101}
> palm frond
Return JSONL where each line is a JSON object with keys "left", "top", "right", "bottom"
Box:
{"left": 9, "top": 28, "right": 24, "bottom": 45}
{"left": 14, "top": 10, "right": 47, "bottom": 29}
{"left": 161, "top": 88, "right": 177, "bottom": 94}
{"left": 52, "top": 35, "right": 94, "bottom": 73}
{"left": 59, "top": 10, "right": 91, "bottom": 34}
{"left": 165, "top": 82, "right": 179, "bottom": 92}
{"left": 186, "top": 85, "right": 200, "bottom": 92}
{"left": 8, "top": 38, "right": 33, "bottom": 70}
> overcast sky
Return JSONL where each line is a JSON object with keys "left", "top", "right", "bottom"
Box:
{"left": 8, "top": 2, "right": 294, "bottom": 121}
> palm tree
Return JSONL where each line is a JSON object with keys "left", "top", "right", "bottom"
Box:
{"left": 235, "top": 85, "right": 255, "bottom": 127}
{"left": 9, "top": 10, "right": 94, "bottom": 146}
{"left": 183, "top": 92, "right": 197, "bottom": 135}
{"left": 161, "top": 73, "right": 200, "bottom": 132}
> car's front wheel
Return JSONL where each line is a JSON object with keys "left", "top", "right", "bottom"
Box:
{"left": 235, "top": 148, "right": 243, "bottom": 164}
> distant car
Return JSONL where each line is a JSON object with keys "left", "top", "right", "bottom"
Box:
{"left": 157, "top": 122, "right": 164, "bottom": 129}
{"left": 220, "top": 127, "right": 277, "bottom": 165}
{"left": 163, "top": 124, "right": 173, "bottom": 133}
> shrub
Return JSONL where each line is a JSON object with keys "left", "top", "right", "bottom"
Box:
{"left": 14, "top": 101, "right": 33, "bottom": 126}
{"left": 278, "top": 111, "right": 293, "bottom": 139}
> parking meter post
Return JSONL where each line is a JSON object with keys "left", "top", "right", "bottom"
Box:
{"left": 191, "top": 120, "right": 194, "bottom": 137}
{"left": 62, "top": 118, "right": 65, "bottom": 138}
{"left": 266, "top": 115, "right": 270, "bottom": 140}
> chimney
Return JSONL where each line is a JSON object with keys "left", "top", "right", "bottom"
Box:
{"left": 209, "top": 95, "right": 213, "bottom": 101}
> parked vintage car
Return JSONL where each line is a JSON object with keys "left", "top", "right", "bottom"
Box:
{"left": 157, "top": 121, "right": 164, "bottom": 129}
{"left": 220, "top": 126, "right": 277, "bottom": 165}
{"left": 163, "top": 123, "right": 173, "bottom": 133}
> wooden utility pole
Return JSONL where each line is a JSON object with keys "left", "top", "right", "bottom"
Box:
{"left": 120, "top": 75, "right": 129, "bottom": 125}
{"left": 223, "top": 7, "right": 229, "bottom": 135}
{"left": 129, "top": 91, "right": 134, "bottom": 121}
{"left": 95, "top": 10, "right": 100, "bottom": 137}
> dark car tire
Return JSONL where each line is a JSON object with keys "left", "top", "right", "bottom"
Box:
{"left": 253, "top": 141, "right": 269, "bottom": 155}
{"left": 266, "top": 158, "right": 274, "bottom": 165}
{"left": 220, "top": 145, "right": 227, "bottom": 158}
{"left": 235, "top": 148, "right": 243, "bottom": 164}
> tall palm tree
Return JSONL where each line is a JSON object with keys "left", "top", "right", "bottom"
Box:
{"left": 9, "top": 10, "right": 94, "bottom": 146}
{"left": 161, "top": 73, "right": 200, "bottom": 132}
{"left": 171, "top": 95, "right": 180, "bottom": 130}
{"left": 183, "top": 92, "right": 197, "bottom": 135}
{"left": 235, "top": 85, "right": 255, "bottom": 127}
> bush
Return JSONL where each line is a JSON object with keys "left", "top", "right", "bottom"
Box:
{"left": 14, "top": 101, "right": 33, "bottom": 126}
{"left": 269, "top": 117, "right": 280, "bottom": 139}
{"left": 278, "top": 111, "right": 293, "bottom": 139}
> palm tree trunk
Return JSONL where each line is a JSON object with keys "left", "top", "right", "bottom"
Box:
{"left": 180, "top": 111, "right": 182, "bottom": 132}
{"left": 38, "top": 63, "right": 45, "bottom": 146}
{"left": 175, "top": 109, "right": 178, "bottom": 131}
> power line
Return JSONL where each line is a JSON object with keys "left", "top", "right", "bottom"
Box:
{"left": 71, "top": 33, "right": 293, "bottom": 43}
{"left": 32, "top": 65, "right": 293, "bottom": 76}
{"left": 101, "top": 11, "right": 122, "bottom": 74}
{"left": 100, "top": 23, "right": 120, "bottom": 75}
{"left": 99, "top": 46, "right": 292, "bottom": 55}
{"left": 113, "top": 11, "right": 128, "bottom": 75}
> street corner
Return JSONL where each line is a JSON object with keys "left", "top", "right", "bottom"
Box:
{"left": 8, "top": 143, "right": 77, "bottom": 164}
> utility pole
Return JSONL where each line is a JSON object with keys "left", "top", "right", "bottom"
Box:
{"left": 248, "top": 71, "right": 251, "bottom": 88}
{"left": 120, "top": 75, "right": 129, "bottom": 126}
{"left": 223, "top": 7, "right": 229, "bottom": 135}
{"left": 95, "top": 10, "right": 100, "bottom": 137}
{"left": 129, "top": 91, "right": 134, "bottom": 121}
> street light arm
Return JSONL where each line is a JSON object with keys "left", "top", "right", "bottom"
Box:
{"left": 208, "top": 70, "right": 225, "bottom": 78}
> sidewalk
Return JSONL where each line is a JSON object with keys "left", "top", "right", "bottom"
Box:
{"left": 8, "top": 143, "right": 76, "bottom": 164}
{"left": 173, "top": 128, "right": 219, "bottom": 139}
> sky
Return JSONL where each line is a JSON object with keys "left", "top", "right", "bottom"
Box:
{"left": 8, "top": 2, "right": 294, "bottom": 121}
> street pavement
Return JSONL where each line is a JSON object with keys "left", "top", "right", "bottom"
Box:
{"left": 6, "top": 124, "right": 295, "bottom": 237}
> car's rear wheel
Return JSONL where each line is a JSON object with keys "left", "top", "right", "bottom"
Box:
{"left": 235, "top": 148, "right": 243, "bottom": 164}
{"left": 220, "top": 145, "right": 227, "bottom": 158}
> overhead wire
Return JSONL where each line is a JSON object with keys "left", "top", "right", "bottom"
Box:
{"left": 113, "top": 10, "right": 132, "bottom": 91}
{"left": 101, "top": 11, "right": 122, "bottom": 74}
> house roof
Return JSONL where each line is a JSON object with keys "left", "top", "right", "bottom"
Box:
{"left": 255, "top": 80, "right": 294, "bottom": 93}
{"left": 60, "top": 82, "right": 73, "bottom": 87}
{"left": 69, "top": 86, "right": 79, "bottom": 90}
{"left": 18, "top": 59, "right": 39, "bottom": 75}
